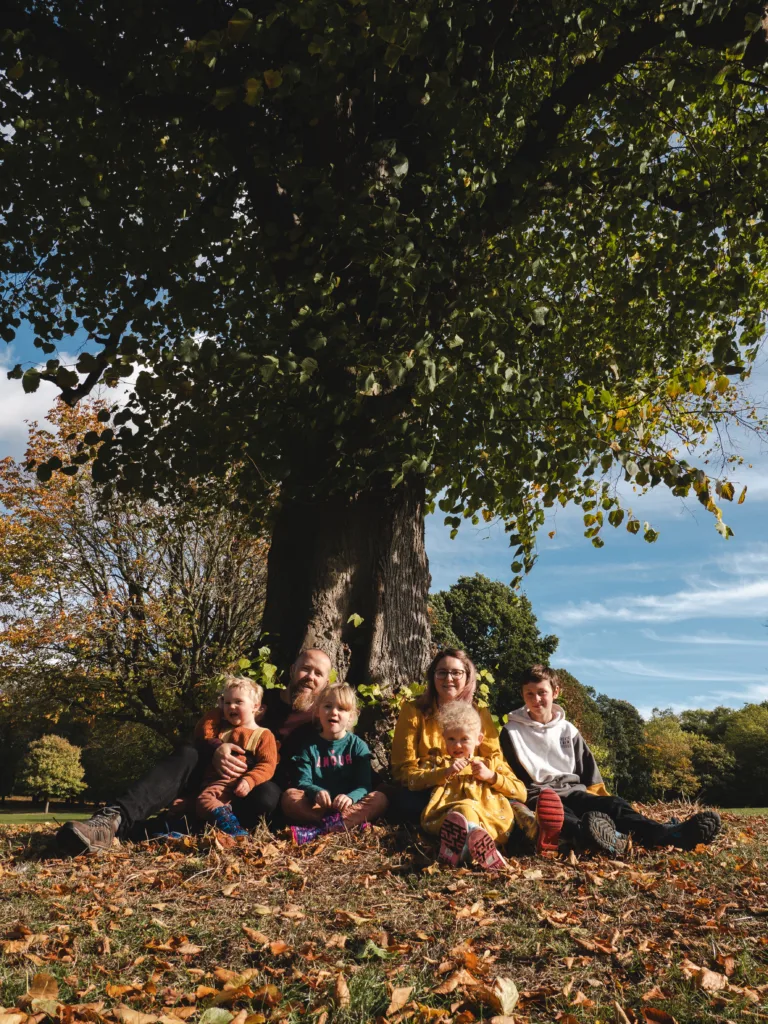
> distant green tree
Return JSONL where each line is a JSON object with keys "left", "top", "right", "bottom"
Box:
{"left": 429, "top": 574, "right": 558, "bottom": 716}
{"left": 82, "top": 721, "right": 172, "bottom": 805}
{"left": 594, "top": 695, "right": 652, "bottom": 800}
{"left": 644, "top": 710, "right": 699, "bottom": 799}
{"left": 680, "top": 706, "right": 735, "bottom": 742}
{"left": 688, "top": 734, "right": 737, "bottom": 805}
{"left": 722, "top": 704, "right": 768, "bottom": 806}
{"left": 552, "top": 669, "right": 604, "bottom": 746}
{"left": 17, "top": 735, "right": 87, "bottom": 813}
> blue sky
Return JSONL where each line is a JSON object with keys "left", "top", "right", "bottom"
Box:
{"left": 2, "top": 327, "right": 767, "bottom": 717}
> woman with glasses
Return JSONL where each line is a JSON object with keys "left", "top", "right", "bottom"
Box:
{"left": 390, "top": 648, "right": 519, "bottom": 831}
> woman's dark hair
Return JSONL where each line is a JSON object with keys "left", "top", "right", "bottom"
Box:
{"left": 417, "top": 648, "right": 477, "bottom": 712}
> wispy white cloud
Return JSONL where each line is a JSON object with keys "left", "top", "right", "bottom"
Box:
{"left": 641, "top": 628, "right": 768, "bottom": 648}
{"left": 548, "top": 550, "right": 768, "bottom": 624}
{"left": 558, "top": 655, "right": 768, "bottom": 685}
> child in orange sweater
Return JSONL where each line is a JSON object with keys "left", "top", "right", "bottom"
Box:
{"left": 195, "top": 677, "right": 278, "bottom": 837}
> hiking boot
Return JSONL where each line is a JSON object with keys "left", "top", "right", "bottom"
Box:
{"left": 291, "top": 824, "right": 322, "bottom": 846}
{"left": 510, "top": 800, "right": 538, "bottom": 843}
{"left": 580, "top": 811, "right": 628, "bottom": 857}
{"left": 535, "top": 788, "right": 565, "bottom": 855}
{"left": 438, "top": 811, "right": 470, "bottom": 867}
{"left": 57, "top": 806, "right": 122, "bottom": 856}
{"left": 210, "top": 805, "right": 248, "bottom": 838}
{"left": 664, "top": 810, "right": 721, "bottom": 850}
{"left": 468, "top": 827, "right": 507, "bottom": 872}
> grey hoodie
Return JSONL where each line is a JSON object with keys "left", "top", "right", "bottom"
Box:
{"left": 500, "top": 704, "right": 605, "bottom": 802}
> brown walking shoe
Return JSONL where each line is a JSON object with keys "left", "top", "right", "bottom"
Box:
{"left": 57, "top": 806, "right": 122, "bottom": 856}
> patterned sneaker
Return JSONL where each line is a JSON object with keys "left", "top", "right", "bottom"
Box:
{"left": 438, "top": 811, "right": 470, "bottom": 867}
{"left": 291, "top": 825, "right": 322, "bottom": 846}
{"left": 535, "top": 788, "right": 565, "bottom": 854}
{"left": 468, "top": 827, "right": 507, "bottom": 872}
{"left": 664, "top": 810, "right": 721, "bottom": 850}
{"left": 321, "top": 811, "right": 346, "bottom": 834}
{"left": 210, "top": 806, "right": 248, "bottom": 838}
{"left": 580, "top": 811, "right": 628, "bottom": 857}
{"left": 57, "top": 806, "right": 122, "bottom": 856}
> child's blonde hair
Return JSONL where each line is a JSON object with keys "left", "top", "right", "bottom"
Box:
{"left": 220, "top": 675, "right": 264, "bottom": 706}
{"left": 314, "top": 682, "right": 359, "bottom": 726}
{"left": 437, "top": 701, "right": 482, "bottom": 737}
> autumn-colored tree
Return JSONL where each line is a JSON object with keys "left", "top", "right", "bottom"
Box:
{"left": 16, "top": 735, "right": 86, "bottom": 813}
{"left": 644, "top": 710, "right": 700, "bottom": 800}
{"left": 0, "top": 402, "right": 270, "bottom": 739}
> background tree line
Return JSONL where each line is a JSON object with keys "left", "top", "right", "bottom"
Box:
{"left": 0, "top": 406, "right": 764, "bottom": 807}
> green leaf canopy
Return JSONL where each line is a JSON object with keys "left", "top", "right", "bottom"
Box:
{"left": 3, "top": 1, "right": 768, "bottom": 563}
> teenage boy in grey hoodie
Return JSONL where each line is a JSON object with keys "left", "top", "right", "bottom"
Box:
{"left": 500, "top": 665, "right": 721, "bottom": 855}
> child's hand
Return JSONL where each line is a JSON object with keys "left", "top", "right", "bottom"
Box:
{"left": 445, "top": 758, "right": 469, "bottom": 779}
{"left": 470, "top": 760, "right": 496, "bottom": 783}
{"left": 315, "top": 790, "right": 332, "bottom": 809}
{"left": 233, "top": 779, "right": 251, "bottom": 798}
{"left": 332, "top": 794, "right": 353, "bottom": 812}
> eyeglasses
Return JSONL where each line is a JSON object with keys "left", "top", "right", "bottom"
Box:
{"left": 435, "top": 669, "right": 466, "bottom": 679}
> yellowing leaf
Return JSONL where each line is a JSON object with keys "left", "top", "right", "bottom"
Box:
{"left": 331, "top": 975, "right": 350, "bottom": 1009}
{"left": 263, "top": 70, "right": 283, "bottom": 89}
{"left": 113, "top": 1007, "right": 159, "bottom": 1024}
{"left": 29, "top": 974, "right": 58, "bottom": 1000}
{"left": 385, "top": 986, "right": 413, "bottom": 1016}
{"left": 244, "top": 79, "right": 263, "bottom": 106}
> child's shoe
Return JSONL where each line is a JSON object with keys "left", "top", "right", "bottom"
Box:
{"left": 580, "top": 811, "right": 628, "bottom": 857}
{"left": 438, "top": 811, "right": 469, "bottom": 867}
{"left": 321, "top": 811, "right": 346, "bottom": 834}
{"left": 534, "top": 787, "right": 565, "bottom": 854}
{"left": 510, "top": 800, "right": 538, "bottom": 843}
{"left": 291, "top": 824, "right": 322, "bottom": 846}
{"left": 210, "top": 805, "right": 248, "bottom": 838}
{"left": 662, "top": 810, "right": 721, "bottom": 850}
{"left": 468, "top": 827, "right": 507, "bottom": 872}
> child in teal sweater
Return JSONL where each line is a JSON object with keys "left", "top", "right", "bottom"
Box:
{"left": 281, "top": 682, "right": 388, "bottom": 843}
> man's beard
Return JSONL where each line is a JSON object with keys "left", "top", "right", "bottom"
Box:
{"left": 291, "top": 684, "right": 317, "bottom": 713}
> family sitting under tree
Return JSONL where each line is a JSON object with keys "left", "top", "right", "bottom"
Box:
{"left": 58, "top": 648, "right": 721, "bottom": 865}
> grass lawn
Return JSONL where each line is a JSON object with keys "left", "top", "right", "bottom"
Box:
{"left": 0, "top": 808, "right": 767, "bottom": 1024}
{"left": 0, "top": 810, "right": 91, "bottom": 824}
{"left": 721, "top": 807, "right": 768, "bottom": 816}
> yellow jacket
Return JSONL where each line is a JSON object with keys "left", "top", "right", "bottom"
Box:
{"left": 419, "top": 751, "right": 524, "bottom": 841}
{"left": 392, "top": 700, "right": 526, "bottom": 801}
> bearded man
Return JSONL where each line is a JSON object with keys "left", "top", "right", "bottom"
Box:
{"left": 57, "top": 648, "right": 332, "bottom": 855}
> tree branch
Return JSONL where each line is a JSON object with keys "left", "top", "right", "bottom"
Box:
{"left": 487, "top": 2, "right": 768, "bottom": 223}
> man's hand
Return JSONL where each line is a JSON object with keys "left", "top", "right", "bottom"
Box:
{"left": 470, "top": 760, "right": 496, "bottom": 783}
{"left": 445, "top": 757, "right": 470, "bottom": 779}
{"left": 315, "top": 790, "right": 332, "bottom": 809}
{"left": 212, "top": 742, "right": 246, "bottom": 781}
{"left": 332, "top": 793, "right": 353, "bottom": 812}
{"left": 232, "top": 779, "right": 251, "bottom": 798}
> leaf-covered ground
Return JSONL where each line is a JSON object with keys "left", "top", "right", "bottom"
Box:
{"left": 1, "top": 808, "right": 767, "bottom": 1024}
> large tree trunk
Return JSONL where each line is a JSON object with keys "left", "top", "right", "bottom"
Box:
{"left": 260, "top": 476, "right": 432, "bottom": 764}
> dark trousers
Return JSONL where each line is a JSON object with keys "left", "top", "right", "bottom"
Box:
{"left": 383, "top": 786, "right": 431, "bottom": 825}
{"left": 115, "top": 743, "right": 281, "bottom": 839}
{"left": 559, "top": 790, "right": 669, "bottom": 847}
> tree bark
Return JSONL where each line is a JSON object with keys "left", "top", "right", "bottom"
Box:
{"left": 44, "top": 798, "right": 50, "bottom": 814}
{"left": 260, "top": 476, "right": 432, "bottom": 762}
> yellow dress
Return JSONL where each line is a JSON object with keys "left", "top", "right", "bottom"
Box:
{"left": 391, "top": 701, "right": 527, "bottom": 841}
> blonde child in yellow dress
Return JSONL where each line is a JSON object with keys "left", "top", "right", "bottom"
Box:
{"left": 417, "top": 702, "right": 525, "bottom": 871}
